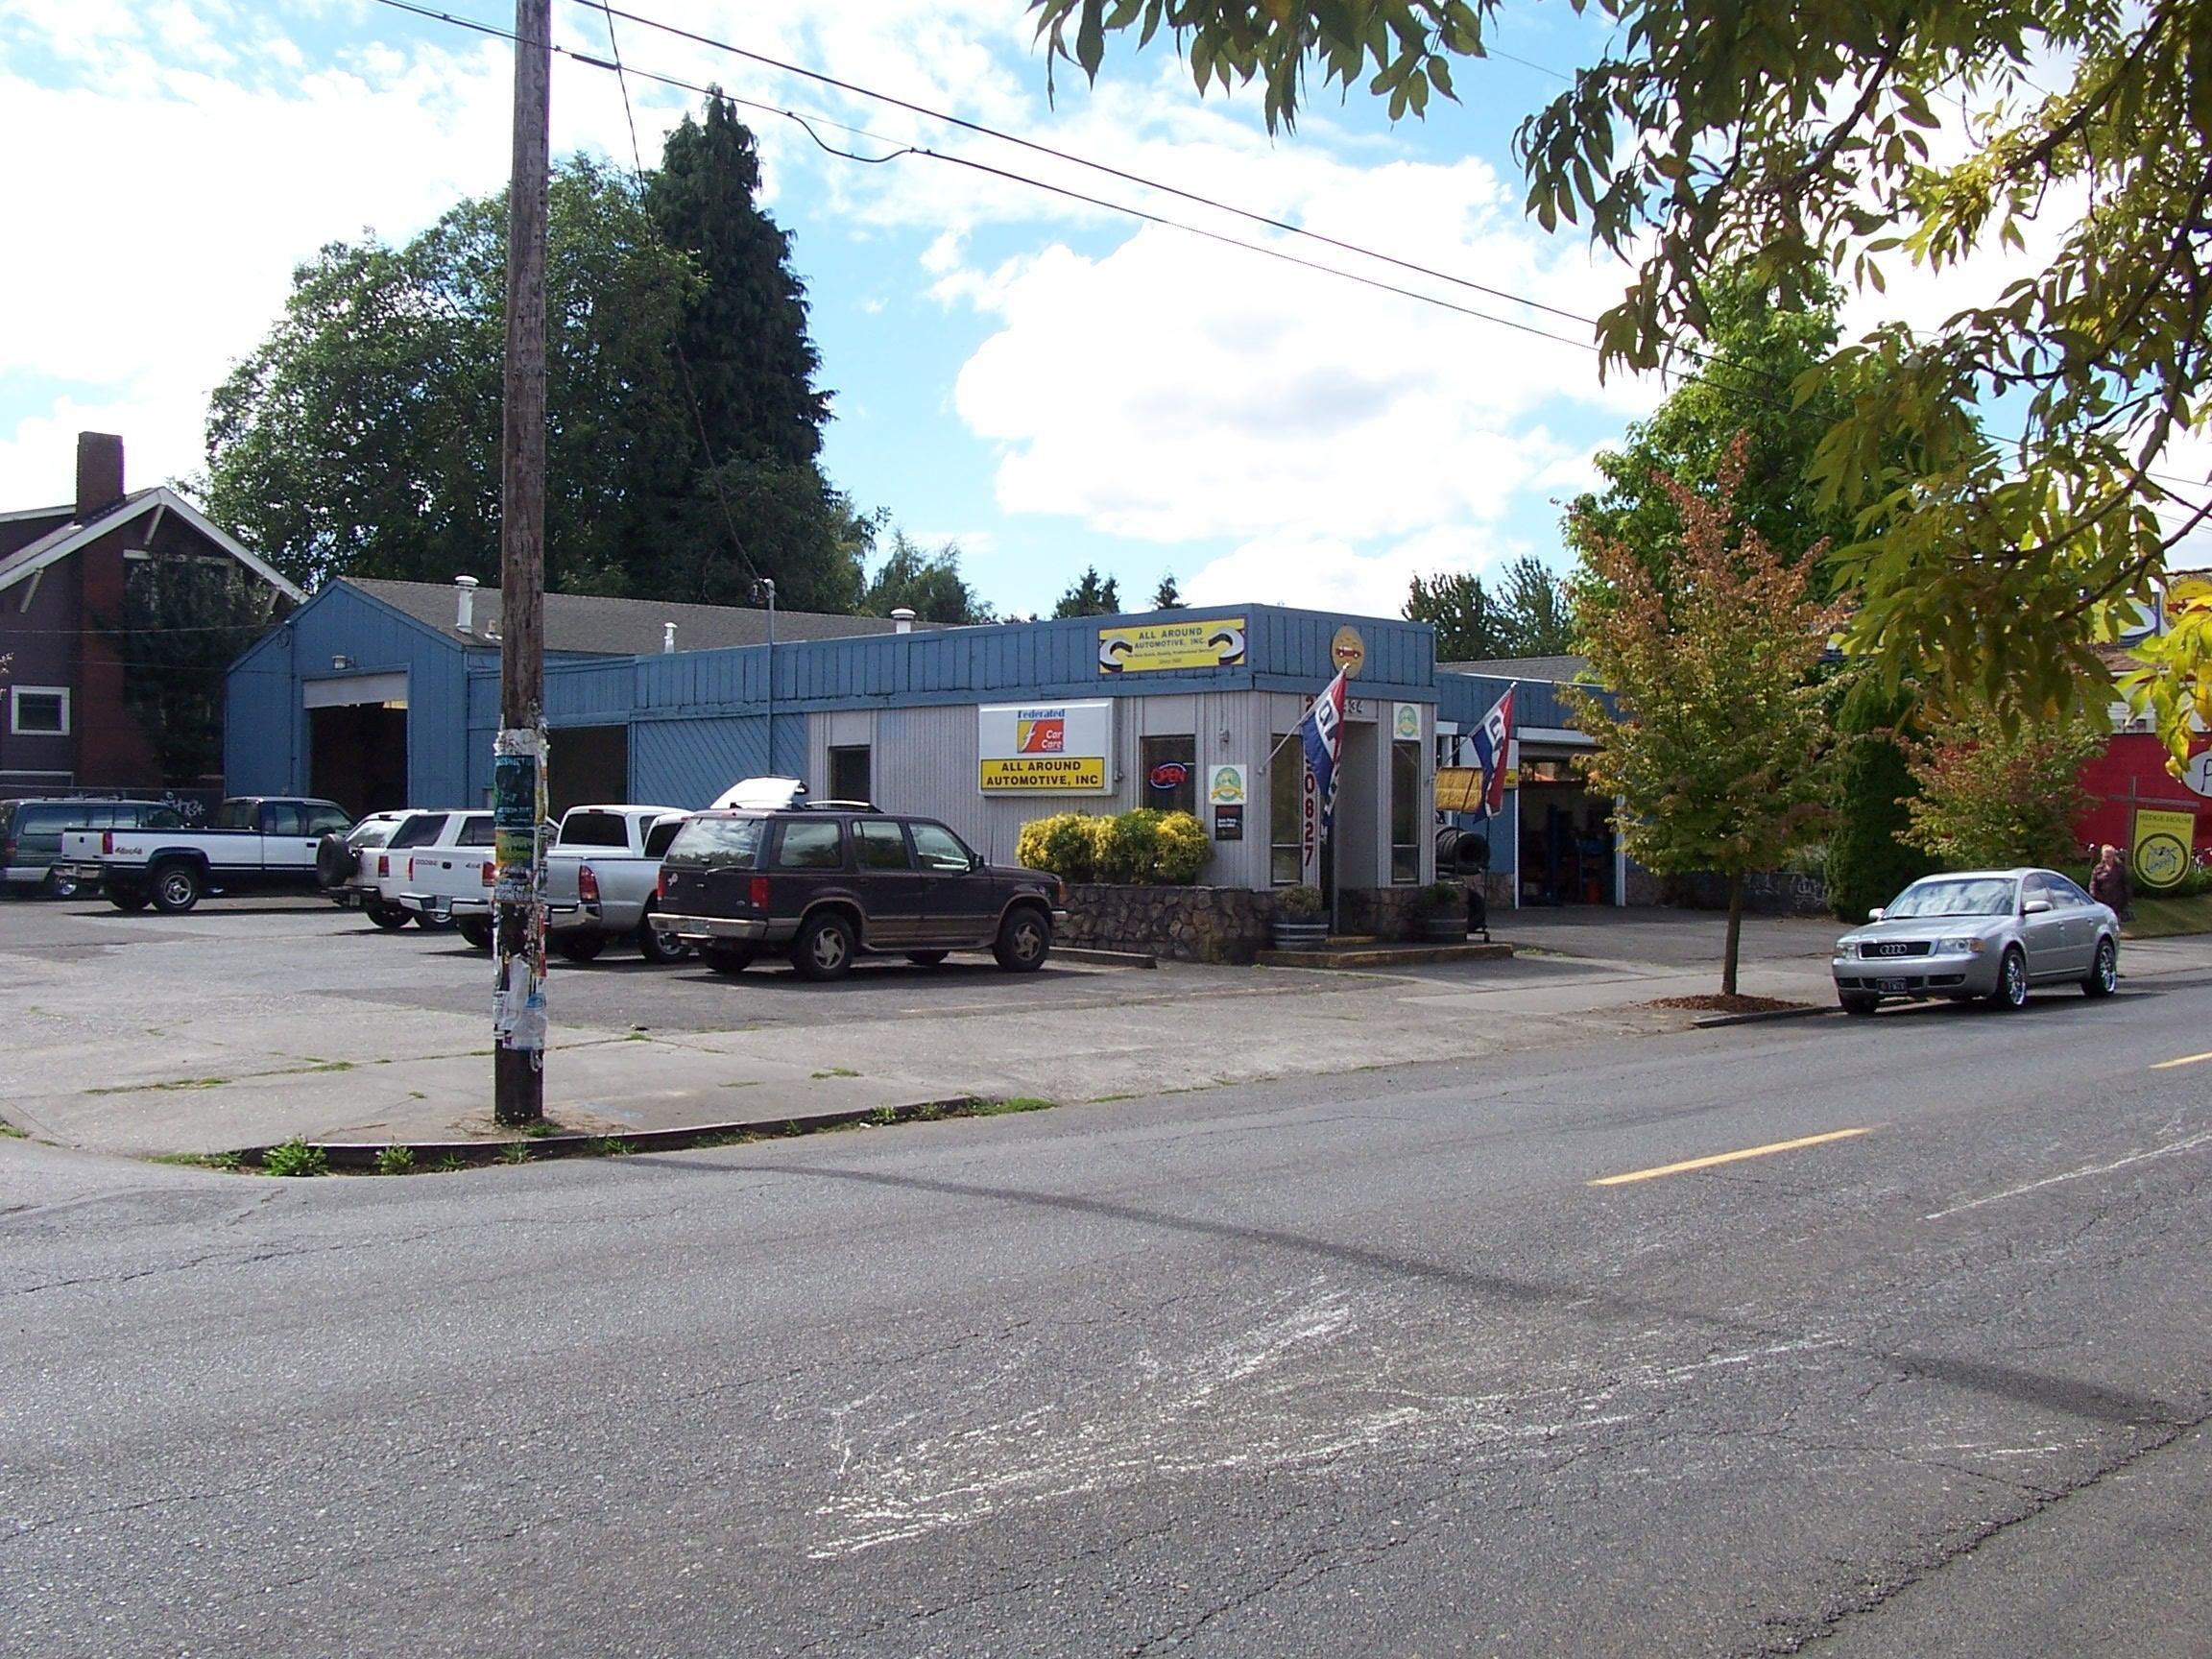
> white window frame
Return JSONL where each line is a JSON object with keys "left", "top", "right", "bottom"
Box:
{"left": 9, "top": 685, "right": 70, "bottom": 736}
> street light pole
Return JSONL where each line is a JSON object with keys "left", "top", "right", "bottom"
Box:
{"left": 493, "top": 0, "right": 550, "bottom": 1126}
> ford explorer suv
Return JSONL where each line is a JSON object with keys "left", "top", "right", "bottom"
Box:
{"left": 656, "top": 805, "right": 1068, "bottom": 981}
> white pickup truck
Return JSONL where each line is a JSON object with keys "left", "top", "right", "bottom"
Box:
{"left": 433, "top": 805, "right": 691, "bottom": 962}
{"left": 60, "top": 796, "right": 355, "bottom": 913}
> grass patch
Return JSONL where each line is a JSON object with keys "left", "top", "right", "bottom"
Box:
{"left": 590, "top": 1138, "right": 638, "bottom": 1158}
{"left": 496, "top": 1142, "right": 533, "bottom": 1165}
{"left": 964, "top": 1096, "right": 1055, "bottom": 1117}
{"left": 150, "top": 1149, "right": 242, "bottom": 1169}
{"left": 811, "top": 1067, "right": 861, "bottom": 1079}
{"left": 0, "top": 1120, "right": 26, "bottom": 1140}
{"left": 429, "top": 1152, "right": 468, "bottom": 1173}
{"left": 262, "top": 1138, "right": 328, "bottom": 1178}
{"left": 2126, "top": 893, "right": 2212, "bottom": 939}
{"left": 86, "top": 1076, "right": 229, "bottom": 1095}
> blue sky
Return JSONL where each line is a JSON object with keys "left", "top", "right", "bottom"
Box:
{"left": 10, "top": 3, "right": 2188, "bottom": 617}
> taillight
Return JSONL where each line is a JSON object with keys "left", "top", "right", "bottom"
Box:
{"left": 578, "top": 864, "right": 601, "bottom": 903}
{"left": 377, "top": 854, "right": 390, "bottom": 878}
{"left": 749, "top": 875, "right": 769, "bottom": 908}
{"left": 480, "top": 860, "right": 494, "bottom": 886}
{"left": 104, "top": 830, "right": 114, "bottom": 854}
{"left": 656, "top": 869, "right": 667, "bottom": 902}
{"left": 406, "top": 856, "right": 417, "bottom": 880}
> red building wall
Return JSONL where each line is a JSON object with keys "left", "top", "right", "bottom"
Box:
{"left": 2076, "top": 733, "right": 2211, "bottom": 860}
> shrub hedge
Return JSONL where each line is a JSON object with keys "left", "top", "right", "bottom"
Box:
{"left": 1017, "top": 808, "right": 1213, "bottom": 884}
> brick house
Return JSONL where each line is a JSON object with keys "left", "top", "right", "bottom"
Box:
{"left": 0, "top": 432, "right": 302, "bottom": 794}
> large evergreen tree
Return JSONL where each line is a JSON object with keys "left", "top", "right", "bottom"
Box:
{"left": 1052, "top": 566, "right": 1121, "bottom": 618}
{"left": 203, "top": 101, "right": 864, "bottom": 613}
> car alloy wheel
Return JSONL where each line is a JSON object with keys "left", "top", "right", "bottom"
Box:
{"left": 151, "top": 862, "right": 202, "bottom": 914}
{"left": 993, "top": 907, "right": 1050, "bottom": 973}
{"left": 1990, "top": 948, "right": 2028, "bottom": 1010}
{"left": 2082, "top": 938, "right": 2118, "bottom": 998}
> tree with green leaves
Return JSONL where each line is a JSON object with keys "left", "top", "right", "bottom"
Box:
{"left": 1568, "top": 268, "right": 1862, "bottom": 598}
{"left": 1407, "top": 555, "right": 1574, "bottom": 660}
{"left": 1901, "top": 709, "right": 2104, "bottom": 871}
{"left": 204, "top": 102, "right": 866, "bottom": 613}
{"left": 1566, "top": 441, "right": 1841, "bottom": 995}
{"left": 861, "top": 529, "right": 997, "bottom": 624}
{"left": 1053, "top": 565, "right": 1122, "bottom": 617}
{"left": 108, "top": 560, "right": 290, "bottom": 784}
{"left": 1824, "top": 680, "right": 1940, "bottom": 926}
{"left": 1150, "top": 572, "right": 1185, "bottom": 609}
{"left": 1033, "top": 1, "right": 2212, "bottom": 755}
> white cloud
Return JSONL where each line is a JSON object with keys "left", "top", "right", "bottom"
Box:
{"left": 1182, "top": 523, "right": 1534, "bottom": 618}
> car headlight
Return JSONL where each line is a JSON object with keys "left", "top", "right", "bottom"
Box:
{"left": 1936, "top": 936, "right": 1986, "bottom": 955}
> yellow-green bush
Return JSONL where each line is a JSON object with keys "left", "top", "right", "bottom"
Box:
{"left": 1018, "top": 807, "right": 1213, "bottom": 884}
{"left": 1016, "top": 812, "right": 1101, "bottom": 882}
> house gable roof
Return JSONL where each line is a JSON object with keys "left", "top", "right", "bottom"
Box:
{"left": 0, "top": 486, "right": 305, "bottom": 602}
{"left": 342, "top": 577, "right": 949, "bottom": 656}
{"left": 1438, "top": 654, "right": 1590, "bottom": 684}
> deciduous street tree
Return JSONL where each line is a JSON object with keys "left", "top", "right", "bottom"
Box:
{"left": 1901, "top": 709, "right": 2104, "bottom": 871}
{"left": 108, "top": 561, "right": 289, "bottom": 785}
{"left": 1034, "top": 1, "right": 2212, "bottom": 753}
{"left": 1567, "top": 441, "right": 1840, "bottom": 996}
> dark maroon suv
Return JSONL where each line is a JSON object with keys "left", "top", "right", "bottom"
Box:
{"left": 656, "top": 806, "right": 1069, "bottom": 981}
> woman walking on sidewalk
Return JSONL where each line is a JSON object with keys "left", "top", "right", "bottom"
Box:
{"left": 2090, "top": 843, "right": 2132, "bottom": 921}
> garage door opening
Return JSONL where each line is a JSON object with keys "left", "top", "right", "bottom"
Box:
{"left": 310, "top": 703, "right": 407, "bottom": 817}
{"left": 1517, "top": 754, "right": 1616, "bottom": 905}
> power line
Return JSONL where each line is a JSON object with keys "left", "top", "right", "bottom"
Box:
{"left": 366, "top": 0, "right": 2212, "bottom": 517}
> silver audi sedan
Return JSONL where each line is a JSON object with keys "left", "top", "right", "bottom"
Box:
{"left": 1831, "top": 868, "right": 2121, "bottom": 1015}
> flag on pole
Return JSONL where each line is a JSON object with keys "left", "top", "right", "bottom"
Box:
{"left": 1471, "top": 685, "right": 1515, "bottom": 818}
{"left": 1297, "top": 668, "right": 1351, "bottom": 831}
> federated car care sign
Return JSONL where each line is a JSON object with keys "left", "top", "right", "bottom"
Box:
{"left": 978, "top": 701, "right": 1113, "bottom": 792}
{"left": 1097, "top": 616, "right": 1246, "bottom": 674}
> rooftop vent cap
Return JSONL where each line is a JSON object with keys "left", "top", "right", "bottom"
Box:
{"left": 454, "top": 574, "right": 480, "bottom": 634}
{"left": 891, "top": 607, "right": 916, "bottom": 635}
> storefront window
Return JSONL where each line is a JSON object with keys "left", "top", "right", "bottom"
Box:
{"left": 1140, "top": 734, "right": 1197, "bottom": 816}
{"left": 1390, "top": 739, "right": 1420, "bottom": 883}
{"left": 1269, "top": 737, "right": 1302, "bottom": 884}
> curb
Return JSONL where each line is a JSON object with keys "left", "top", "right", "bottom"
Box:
{"left": 1256, "top": 942, "right": 1515, "bottom": 970}
{"left": 237, "top": 1094, "right": 1005, "bottom": 1171}
{"left": 1689, "top": 1004, "right": 1836, "bottom": 1029}
{"left": 1054, "top": 946, "right": 1158, "bottom": 969}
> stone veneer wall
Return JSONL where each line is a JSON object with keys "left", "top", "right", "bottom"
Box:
{"left": 1058, "top": 884, "right": 1279, "bottom": 964}
{"left": 1057, "top": 883, "right": 1445, "bottom": 963}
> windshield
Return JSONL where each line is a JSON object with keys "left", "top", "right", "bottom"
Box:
{"left": 1886, "top": 877, "right": 2017, "bottom": 919}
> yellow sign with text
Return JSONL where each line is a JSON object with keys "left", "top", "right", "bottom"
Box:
{"left": 980, "top": 757, "right": 1109, "bottom": 792}
{"left": 1097, "top": 616, "right": 1247, "bottom": 674}
{"left": 2132, "top": 806, "right": 2199, "bottom": 890}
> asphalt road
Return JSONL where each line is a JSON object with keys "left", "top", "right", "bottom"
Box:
{"left": 7, "top": 970, "right": 2211, "bottom": 1656}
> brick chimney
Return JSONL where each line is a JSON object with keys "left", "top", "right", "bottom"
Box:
{"left": 76, "top": 431, "right": 126, "bottom": 520}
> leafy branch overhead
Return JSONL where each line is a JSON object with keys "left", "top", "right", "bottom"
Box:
{"left": 1032, "top": 1, "right": 2212, "bottom": 758}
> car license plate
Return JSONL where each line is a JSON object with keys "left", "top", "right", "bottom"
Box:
{"left": 1877, "top": 976, "right": 1909, "bottom": 994}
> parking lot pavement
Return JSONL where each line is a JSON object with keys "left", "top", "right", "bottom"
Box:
{"left": 4, "top": 896, "right": 2206, "bottom": 1160}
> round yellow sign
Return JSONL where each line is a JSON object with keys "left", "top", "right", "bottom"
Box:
{"left": 1331, "top": 625, "right": 1365, "bottom": 678}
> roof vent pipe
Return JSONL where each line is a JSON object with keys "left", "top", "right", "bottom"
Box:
{"left": 454, "top": 574, "right": 479, "bottom": 634}
{"left": 663, "top": 622, "right": 677, "bottom": 654}
{"left": 891, "top": 607, "right": 915, "bottom": 635}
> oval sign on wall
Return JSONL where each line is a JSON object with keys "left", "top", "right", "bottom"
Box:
{"left": 1331, "top": 625, "right": 1366, "bottom": 677}
{"left": 1148, "top": 761, "right": 1190, "bottom": 790}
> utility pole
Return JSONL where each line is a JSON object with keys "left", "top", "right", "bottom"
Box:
{"left": 493, "top": 0, "right": 550, "bottom": 1125}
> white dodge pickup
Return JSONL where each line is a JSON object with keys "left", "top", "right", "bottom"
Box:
{"left": 437, "top": 805, "right": 691, "bottom": 961}
{"left": 60, "top": 797, "right": 355, "bottom": 913}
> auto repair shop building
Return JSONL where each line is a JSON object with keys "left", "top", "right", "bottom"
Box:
{"left": 225, "top": 578, "right": 1444, "bottom": 894}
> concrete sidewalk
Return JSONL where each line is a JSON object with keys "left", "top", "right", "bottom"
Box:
{"left": 5, "top": 900, "right": 2206, "bottom": 1162}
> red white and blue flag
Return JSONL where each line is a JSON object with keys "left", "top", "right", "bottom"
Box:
{"left": 1298, "top": 668, "right": 1351, "bottom": 831}
{"left": 1472, "top": 685, "right": 1515, "bottom": 818}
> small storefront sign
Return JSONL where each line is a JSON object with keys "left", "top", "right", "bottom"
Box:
{"left": 1097, "top": 616, "right": 1246, "bottom": 674}
{"left": 2132, "top": 806, "right": 2198, "bottom": 890}
{"left": 1207, "top": 764, "right": 1247, "bottom": 805}
{"left": 978, "top": 701, "right": 1112, "bottom": 793}
{"left": 1214, "top": 804, "right": 1244, "bottom": 841}
{"left": 1392, "top": 703, "right": 1422, "bottom": 741}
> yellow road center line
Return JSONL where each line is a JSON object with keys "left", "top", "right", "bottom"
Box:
{"left": 2152, "top": 1050, "right": 2212, "bottom": 1070}
{"left": 1590, "top": 1127, "right": 1877, "bottom": 1187}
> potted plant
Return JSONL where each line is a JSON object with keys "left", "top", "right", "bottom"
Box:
{"left": 1271, "top": 883, "right": 1328, "bottom": 949}
{"left": 1416, "top": 879, "right": 1467, "bottom": 942}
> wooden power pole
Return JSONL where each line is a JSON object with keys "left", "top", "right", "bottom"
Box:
{"left": 493, "top": 0, "right": 551, "bottom": 1125}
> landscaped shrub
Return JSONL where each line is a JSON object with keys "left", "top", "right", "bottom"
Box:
{"left": 1018, "top": 807, "right": 1211, "bottom": 884}
{"left": 1017, "top": 812, "right": 1101, "bottom": 882}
